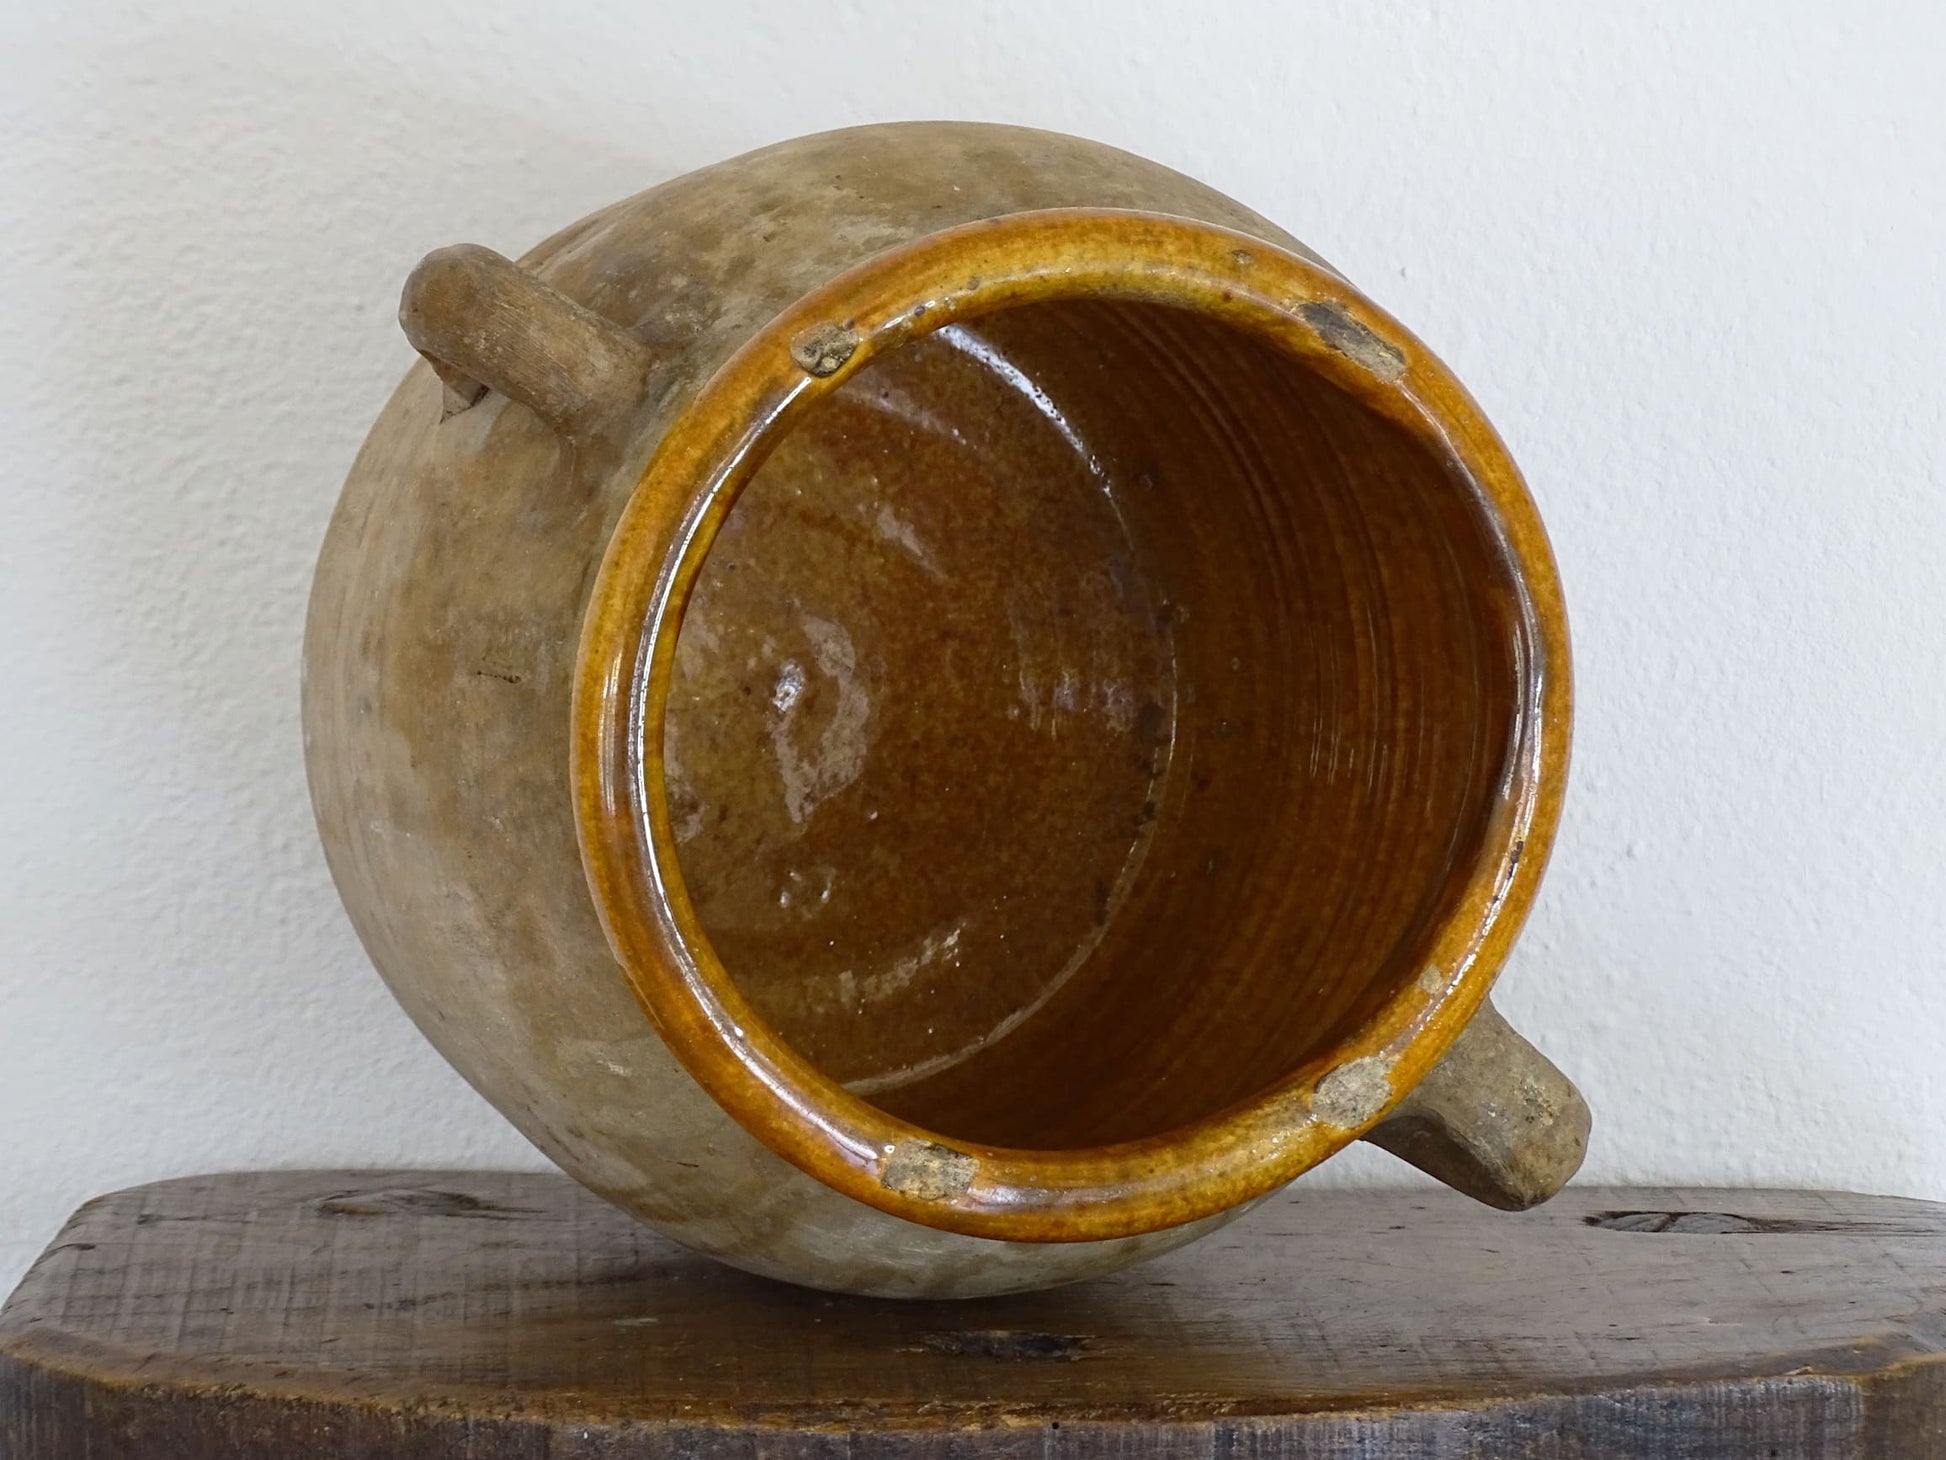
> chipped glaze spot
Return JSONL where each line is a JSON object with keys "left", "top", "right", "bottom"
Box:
{"left": 1312, "top": 1056, "right": 1397, "bottom": 1130}
{"left": 881, "top": 1140, "right": 977, "bottom": 1201}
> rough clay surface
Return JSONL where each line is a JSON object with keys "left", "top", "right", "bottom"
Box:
{"left": 4, "top": 3, "right": 1946, "bottom": 1294}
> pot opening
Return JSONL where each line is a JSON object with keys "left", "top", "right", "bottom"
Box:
{"left": 660, "top": 287, "right": 1527, "bottom": 1154}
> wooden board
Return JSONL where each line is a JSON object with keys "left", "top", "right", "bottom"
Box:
{"left": 5, "top": 1171, "right": 1946, "bottom": 1457}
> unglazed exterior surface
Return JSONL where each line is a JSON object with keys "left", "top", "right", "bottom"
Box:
{"left": 305, "top": 122, "right": 1588, "bottom": 1296}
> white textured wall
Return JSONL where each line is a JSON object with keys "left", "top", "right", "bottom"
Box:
{"left": 4, "top": 0, "right": 1943, "bottom": 1291}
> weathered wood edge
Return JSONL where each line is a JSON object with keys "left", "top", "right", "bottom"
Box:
{"left": 7, "top": 1175, "right": 1946, "bottom": 1459}
{"left": 7, "top": 1353, "right": 1944, "bottom": 1459}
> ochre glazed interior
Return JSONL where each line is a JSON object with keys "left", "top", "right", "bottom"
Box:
{"left": 663, "top": 297, "right": 1526, "bottom": 1153}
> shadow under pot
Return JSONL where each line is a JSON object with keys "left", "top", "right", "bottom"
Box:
{"left": 303, "top": 121, "right": 1587, "bottom": 1298}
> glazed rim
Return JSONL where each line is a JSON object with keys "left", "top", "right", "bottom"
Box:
{"left": 573, "top": 208, "right": 1571, "bottom": 1244}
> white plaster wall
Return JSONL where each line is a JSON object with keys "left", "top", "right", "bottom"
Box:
{"left": 4, "top": 0, "right": 1943, "bottom": 1291}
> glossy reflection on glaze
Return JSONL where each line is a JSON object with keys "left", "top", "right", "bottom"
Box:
{"left": 667, "top": 297, "right": 1522, "bottom": 1152}
{"left": 668, "top": 323, "right": 1171, "bottom": 1097}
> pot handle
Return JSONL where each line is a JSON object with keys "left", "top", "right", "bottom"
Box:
{"left": 398, "top": 244, "right": 655, "bottom": 435}
{"left": 1362, "top": 999, "right": 1591, "bottom": 1210}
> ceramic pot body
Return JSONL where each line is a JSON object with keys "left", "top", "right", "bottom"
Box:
{"left": 304, "top": 122, "right": 1587, "bottom": 1297}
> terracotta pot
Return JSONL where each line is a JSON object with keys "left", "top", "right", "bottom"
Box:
{"left": 304, "top": 122, "right": 1589, "bottom": 1298}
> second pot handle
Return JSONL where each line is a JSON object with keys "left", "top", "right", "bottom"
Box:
{"left": 1363, "top": 999, "right": 1590, "bottom": 1210}
{"left": 398, "top": 244, "right": 654, "bottom": 435}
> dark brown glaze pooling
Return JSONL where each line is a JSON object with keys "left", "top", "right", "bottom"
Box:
{"left": 670, "top": 298, "right": 1520, "bottom": 1151}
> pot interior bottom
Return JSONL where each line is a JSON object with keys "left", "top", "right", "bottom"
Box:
{"left": 666, "top": 320, "right": 1173, "bottom": 1101}
{"left": 664, "top": 298, "right": 1521, "bottom": 1152}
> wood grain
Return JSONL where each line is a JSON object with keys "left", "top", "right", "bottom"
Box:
{"left": 5, "top": 1172, "right": 1945, "bottom": 1457}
